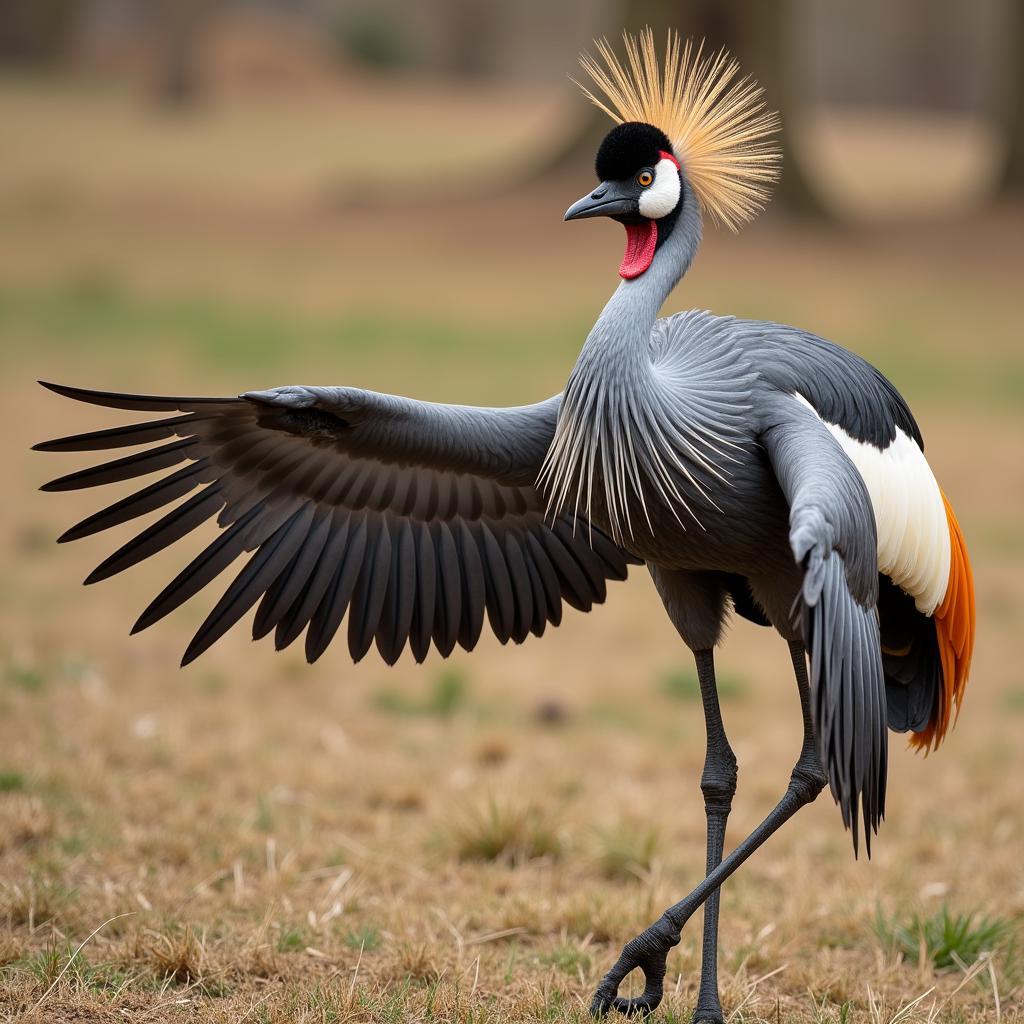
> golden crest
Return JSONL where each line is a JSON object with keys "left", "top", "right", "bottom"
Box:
{"left": 575, "top": 29, "right": 781, "bottom": 230}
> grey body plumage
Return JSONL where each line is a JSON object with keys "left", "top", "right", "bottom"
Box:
{"left": 545, "top": 176, "right": 891, "bottom": 859}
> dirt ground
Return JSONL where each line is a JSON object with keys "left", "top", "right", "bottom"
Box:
{"left": 1, "top": 75, "right": 1023, "bottom": 1023}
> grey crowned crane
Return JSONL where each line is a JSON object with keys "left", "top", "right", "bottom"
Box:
{"left": 35, "top": 30, "right": 975, "bottom": 1023}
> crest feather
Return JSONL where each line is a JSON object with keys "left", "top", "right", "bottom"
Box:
{"left": 574, "top": 29, "right": 781, "bottom": 230}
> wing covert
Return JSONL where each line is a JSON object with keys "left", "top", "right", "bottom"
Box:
{"left": 760, "top": 392, "right": 887, "bottom": 854}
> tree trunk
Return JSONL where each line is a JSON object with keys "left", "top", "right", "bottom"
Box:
{"left": 0, "top": 0, "right": 78, "bottom": 63}
{"left": 740, "top": 0, "right": 832, "bottom": 219}
{"left": 996, "top": 2, "right": 1024, "bottom": 192}
{"left": 444, "top": 0, "right": 499, "bottom": 78}
{"left": 154, "top": 0, "right": 219, "bottom": 106}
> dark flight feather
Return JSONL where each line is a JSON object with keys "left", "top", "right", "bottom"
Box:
{"left": 85, "top": 484, "right": 224, "bottom": 585}
{"left": 456, "top": 520, "right": 487, "bottom": 652}
{"left": 521, "top": 544, "right": 549, "bottom": 637}
{"left": 42, "top": 437, "right": 197, "bottom": 491}
{"left": 303, "top": 515, "right": 364, "bottom": 662}
{"left": 181, "top": 503, "right": 315, "bottom": 663}
{"left": 539, "top": 528, "right": 593, "bottom": 611}
{"left": 503, "top": 532, "right": 535, "bottom": 643}
{"left": 182, "top": 504, "right": 315, "bottom": 666}
{"left": 524, "top": 530, "right": 563, "bottom": 626}
{"left": 33, "top": 413, "right": 203, "bottom": 453}
{"left": 478, "top": 522, "right": 515, "bottom": 643}
{"left": 432, "top": 521, "right": 462, "bottom": 657}
{"left": 252, "top": 510, "right": 332, "bottom": 640}
{"left": 37, "top": 381, "right": 236, "bottom": 411}
{"left": 375, "top": 518, "right": 417, "bottom": 665}
{"left": 59, "top": 459, "right": 214, "bottom": 542}
{"left": 132, "top": 501, "right": 266, "bottom": 633}
{"left": 347, "top": 517, "right": 392, "bottom": 662}
{"left": 409, "top": 521, "right": 437, "bottom": 663}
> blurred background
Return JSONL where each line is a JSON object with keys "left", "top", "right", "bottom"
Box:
{"left": 1, "top": 2, "right": 1022, "bottom": 1022}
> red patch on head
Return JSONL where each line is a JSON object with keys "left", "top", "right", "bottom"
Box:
{"left": 658, "top": 149, "right": 680, "bottom": 169}
{"left": 619, "top": 221, "right": 658, "bottom": 279}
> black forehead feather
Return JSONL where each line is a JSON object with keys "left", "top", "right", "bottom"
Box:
{"left": 595, "top": 122, "right": 673, "bottom": 181}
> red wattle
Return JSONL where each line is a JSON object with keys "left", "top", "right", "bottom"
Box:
{"left": 619, "top": 221, "right": 658, "bottom": 279}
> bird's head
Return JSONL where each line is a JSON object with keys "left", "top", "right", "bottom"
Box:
{"left": 564, "top": 121, "right": 685, "bottom": 279}
{"left": 564, "top": 30, "right": 781, "bottom": 281}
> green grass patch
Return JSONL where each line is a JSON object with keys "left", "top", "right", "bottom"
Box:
{"left": 0, "top": 771, "right": 26, "bottom": 792}
{"left": 2, "top": 654, "right": 96, "bottom": 695}
{"left": 372, "top": 668, "right": 468, "bottom": 718}
{"left": 277, "top": 927, "right": 312, "bottom": 953}
{"left": 342, "top": 925, "right": 382, "bottom": 952}
{"left": 582, "top": 700, "right": 650, "bottom": 733}
{"left": 10, "top": 277, "right": 1021, "bottom": 410}
{"left": 0, "top": 279, "right": 585, "bottom": 392}
{"left": 57, "top": 833, "right": 88, "bottom": 856}
{"left": 0, "top": 876, "right": 77, "bottom": 929}
{"left": 254, "top": 793, "right": 275, "bottom": 833}
{"left": 1001, "top": 687, "right": 1024, "bottom": 712}
{"left": 658, "top": 667, "right": 747, "bottom": 703}
{"left": 874, "top": 904, "right": 1018, "bottom": 973}
{"left": 3, "top": 943, "right": 135, "bottom": 996}
{"left": 590, "top": 822, "right": 659, "bottom": 882}
{"left": 808, "top": 993, "right": 854, "bottom": 1024}
{"left": 449, "top": 797, "right": 562, "bottom": 864}
{"left": 539, "top": 944, "right": 591, "bottom": 976}
{"left": 4, "top": 661, "right": 47, "bottom": 693}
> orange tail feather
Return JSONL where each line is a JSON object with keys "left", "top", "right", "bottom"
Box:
{"left": 910, "top": 493, "right": 975, "bottom": 752}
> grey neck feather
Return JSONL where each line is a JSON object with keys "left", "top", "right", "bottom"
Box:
{"left": 540, "top": 181, "right": 747, "bottom": 543}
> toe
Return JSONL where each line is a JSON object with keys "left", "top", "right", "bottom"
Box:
{"left": 612, "top": 996, "right": 654, "bottom": 1017}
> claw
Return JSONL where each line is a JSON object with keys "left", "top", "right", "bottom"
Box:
{"left": 588, "top": 916, "right": 681, "bottom": 1018}
{"left": 612, "top": 995, "right": 659, "bottom": 1017}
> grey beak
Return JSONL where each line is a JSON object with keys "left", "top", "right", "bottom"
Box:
{"left": 564, "top": 180, "right": 638, "bottom": 221}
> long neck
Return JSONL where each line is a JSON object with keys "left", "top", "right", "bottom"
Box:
{"left": 539, "top": 185, "right": 702, "bottom": 533}
{"left": 573, "top": 181, "right": 702, "bottom": 384}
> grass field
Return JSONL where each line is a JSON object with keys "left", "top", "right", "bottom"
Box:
{"left": 1, "top": 75, "right": 1023, "bottom": 1023}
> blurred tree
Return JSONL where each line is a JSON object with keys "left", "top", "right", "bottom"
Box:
{"left": 332, "top": 11, "right": 409, "bottom": 71}
{"left": 154, "top": 0, "right": 221, "bottom": 105}
{"left": 997, "top": 2, "right": 1024, "bottom": 192}
{"left": 0, "top": 0, "right": 79, "bottom": 63}
{"left": 742, "top": 0, "right": 831, "bottom": 218}
{"left": 444, "top": 0, "right": 499, "bottom": 77}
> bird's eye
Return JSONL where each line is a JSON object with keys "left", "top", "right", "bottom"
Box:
{"left": 637, "top": 169, "right": 654, "bottom": 187}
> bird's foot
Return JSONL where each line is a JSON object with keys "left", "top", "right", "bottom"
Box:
{"left": 589, "top": 915, "right": 681, "bottom": 1018}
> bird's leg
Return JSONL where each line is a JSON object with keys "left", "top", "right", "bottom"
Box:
{"left": 590, "top": 641, "right": 827, "bottom": 1019}
{"left": 693, "top": 649, "right": 736, "bottom": 1024}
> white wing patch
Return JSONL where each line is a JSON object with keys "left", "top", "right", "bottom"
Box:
{"left": 795, "top": 393, "right": 949, "bottom": 615}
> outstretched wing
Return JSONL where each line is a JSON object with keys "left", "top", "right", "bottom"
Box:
{"left": 35, "top": 382, "right": 640, "bottom": 667}
{"left": 761, "top": 392, "right": 887, "bottom": 854}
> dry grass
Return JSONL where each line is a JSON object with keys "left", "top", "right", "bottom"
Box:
{"left": 449, "top": 798, "right": 565, "bottom": 866}
{"left": 1, "top": 75, "right": 1023, "bottom": 1023}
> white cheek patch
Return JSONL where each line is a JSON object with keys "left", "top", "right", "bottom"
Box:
{"left": 794, "top": 394, "right": 951, "bottom": 615}
{"left": 637, "top": 158, "right": 681, "bottom": 219}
